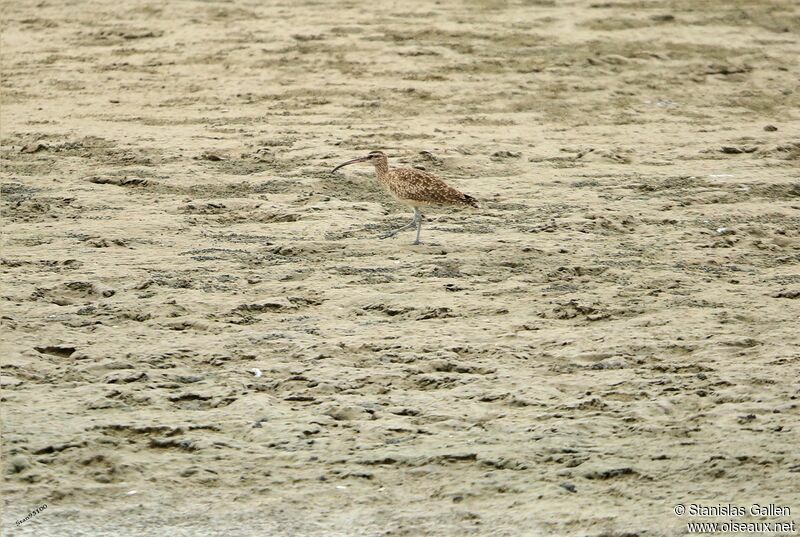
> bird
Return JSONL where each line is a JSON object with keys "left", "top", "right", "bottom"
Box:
{"left": 330, "top": 151, "right": 479, "bottom": 245}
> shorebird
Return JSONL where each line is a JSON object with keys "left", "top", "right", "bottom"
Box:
{"left": 331, "top": 151, "right": 479, "bottom": 245}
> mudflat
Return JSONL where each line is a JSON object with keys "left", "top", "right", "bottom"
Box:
{"left": 2, "top": 1, "right": 799, "bottom": 535}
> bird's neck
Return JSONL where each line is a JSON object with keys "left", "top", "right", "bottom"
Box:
{"left": 372, "top": 158, "right": 389, "bottom": 180}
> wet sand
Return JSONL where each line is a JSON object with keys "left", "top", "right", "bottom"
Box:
{"left": 2, "top": 0, "right": 799, "bottom": 535}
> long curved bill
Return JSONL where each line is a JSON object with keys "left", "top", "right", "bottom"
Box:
{"left": 331, "top": 156, "right": 369, "bottom": 173}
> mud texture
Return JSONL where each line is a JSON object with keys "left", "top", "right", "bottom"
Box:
{"left": 2, "top": 1, "right": 799, "bottom": 536}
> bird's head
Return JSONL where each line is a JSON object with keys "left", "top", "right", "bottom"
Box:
{"left": 331, "top": 151, "right": 387, "bottom": 173}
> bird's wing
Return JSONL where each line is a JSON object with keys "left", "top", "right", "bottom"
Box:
{"left": 389, "top": 168, "right": 476, "bottom": 206}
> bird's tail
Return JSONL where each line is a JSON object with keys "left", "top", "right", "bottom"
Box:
{"left": 463, "top": 194, "right": 480, "bottom": 209}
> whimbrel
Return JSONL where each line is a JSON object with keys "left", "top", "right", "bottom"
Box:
{"left": 331, "top": 151, "right": 479, "bottom": 245}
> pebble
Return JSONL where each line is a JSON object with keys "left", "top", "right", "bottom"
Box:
{"left": 720, "top": 146, "right": 756, "bottom": 154}
{"left": 8, "top": 455, "right": 31, "bottom": 474}
{"left": 491, "top": 150, "right": 522, "bottom": 159}
{"left": 324, "top": 405, "right": 368, "bottom": 421}
{"left": 560, "top": 481, "right": 577, "bottom": 493}
{"left": 20, "top": 143, "right": 47, "bottom": 153}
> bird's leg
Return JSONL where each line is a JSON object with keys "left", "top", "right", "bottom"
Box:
{"left": 413, "top": 209, "right": 423, "bottom": 245}
{"left": 380, "top": 208, "right": 419, "bottom": 240}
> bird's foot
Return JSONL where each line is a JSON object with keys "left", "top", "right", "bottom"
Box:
{"left": 379, "top": 216, "right": 418, "bottom": 241}
{"left": 380, "top": 226, "right": 414, "bottom": 240}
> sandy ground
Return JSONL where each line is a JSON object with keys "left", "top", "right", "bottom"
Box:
{"left": 2, "top": 0, "right": 800, "bottom": 535}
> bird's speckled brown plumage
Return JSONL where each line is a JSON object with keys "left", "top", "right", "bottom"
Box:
{"left": 331, "top": 151, "right": 479, "bottom": 245}
{"left": 335, "top": 151, "right": 479, "bottom": 208}
{"left": 379, "top": 163, "right": 480, "bottom": 208}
